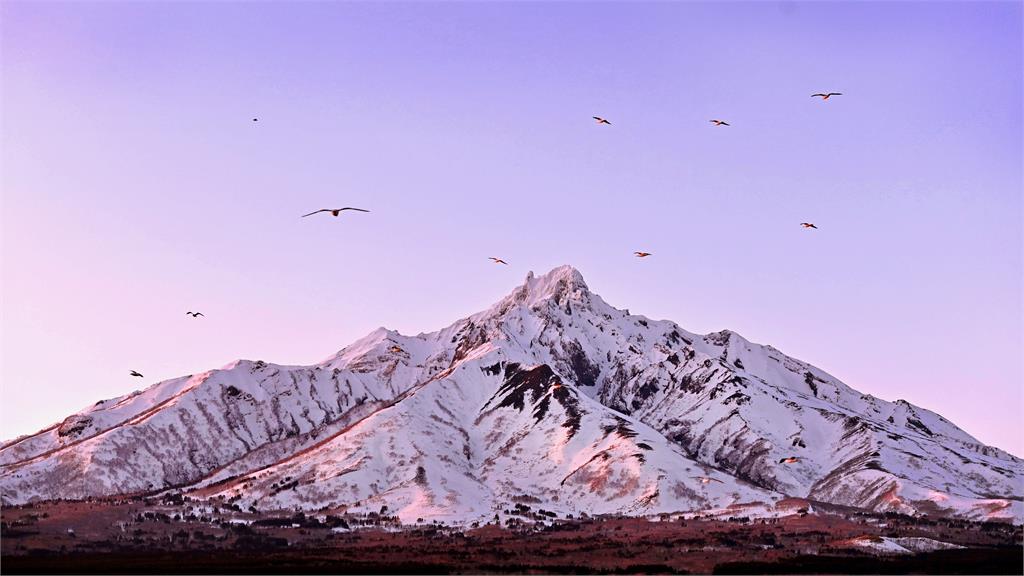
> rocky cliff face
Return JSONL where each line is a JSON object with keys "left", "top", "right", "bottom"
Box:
{"left": 2, "top": 266, "right": 1020, "bottom": 523}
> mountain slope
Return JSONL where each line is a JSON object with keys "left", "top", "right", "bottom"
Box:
{"left": 2, "top": 266, "right": 1020, "bottom": 522}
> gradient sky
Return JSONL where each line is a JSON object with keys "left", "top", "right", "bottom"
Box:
{"left": 2, "top": 1, "right": 1021, "bottom": 455}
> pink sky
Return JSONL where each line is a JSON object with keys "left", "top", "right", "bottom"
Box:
{"left": 1, "top": 1, "right": 1021, "bottom": 455}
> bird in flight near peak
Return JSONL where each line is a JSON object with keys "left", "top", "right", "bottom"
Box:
{"left": 709, "top": 119, "right": 730, "bottom": 126}
{"left": 811, "top": 92, "right": 842, "bottom": 100}
{"left": 634, "top": 252, "right": 652, "bottom": 258}
{"left": 779, "top": 456, "right": 800, "bottom": 464}
{"left": 130, "top": 370, "right": 144, "bottom": 378}
{"left": 800, "top": 222, "right": 818, "bottom": 229}
{"left": 489, "top": 257, "right": 509, "bottom": 265}
{"left": 186, "top": 311, "right": 204, "bottom": 318}
{"left": 592, "top": 116, "right": 611, "bottom": 125}
{"left": 301, "top": 207, "right": 370, "bottom": 218}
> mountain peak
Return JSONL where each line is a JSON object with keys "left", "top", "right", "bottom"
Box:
{"left": 4, "top": 263, "right": 1021, "bottom": 524}
{"left": 516, "top": 265, "right": 590, "bottom": 308}
{"left": 526, "top": 265, "right": 588, "bottom": 291}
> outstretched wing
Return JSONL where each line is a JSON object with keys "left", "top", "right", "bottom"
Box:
{"left": 301, "top": 209, "right": 329, "bottom": 217}
{"left": 337, "top": 207, "right": 370, "bottom": 213}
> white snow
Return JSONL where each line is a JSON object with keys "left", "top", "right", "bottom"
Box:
{"left": 2, "top": 266, "right": 1020, "bottom": 525}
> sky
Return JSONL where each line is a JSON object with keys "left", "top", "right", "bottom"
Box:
{"left": 1, "top": 1, "right": 1021, "bottom": 455}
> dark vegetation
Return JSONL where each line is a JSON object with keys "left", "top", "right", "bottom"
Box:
{"left": 2, "top": 499, "right": 1020, "bottom": 575}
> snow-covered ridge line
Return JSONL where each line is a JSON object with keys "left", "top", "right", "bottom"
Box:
{"left": 2, "top": 265, "right": 1021, "bottom": 524}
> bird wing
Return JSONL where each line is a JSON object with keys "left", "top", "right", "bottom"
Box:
{"left": 811, "top": 94, "right": 826, "bottom": 97}
{"left": 196, "top": 312, "right": 204, "bottom": 317}
{"left": 829, "top": 92, "right": 842, "bottom": 96}
{"left": 301, "top": 209, "right": 329, "bottom": 217}
{"left": 338, "top": 207, "right": 370, "bottom": 213}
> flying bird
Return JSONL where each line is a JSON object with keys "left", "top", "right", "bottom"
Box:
{"left": 252, "top": 118, "right": 258, "bottom": 122}
{"left": 634, "top": 252, "right": 652, "bottom": 258}
{"left": 800, "top": 222, "right": 818, "bottom": 229}
{"left": 489, "top": 257, "right": 509, "bottom": 265}
{"left": 779, "top": 457, "right": 800, "bottom": 464}
{"left": 811, "top": 92, "right": 842, "bottom": 100}
{"left": 185, "top": 311, "right": 204, "bottom": 318}
{"left": 693, "top": 476, "right": 724, "bottom": 485}
{"left": 389, "top": 345, "right": 405, "bottom": 354}
{"left": 130, "top": 370, "right": 144, "bottom": 378}
{"left": 592, "top": 116, "right": 611, "bottom": 125}
{"left": 301, "top": 207, "right": 370, "bottom": 218}
{"left": 709, "top": 119, "right": 730, "bottom": 126}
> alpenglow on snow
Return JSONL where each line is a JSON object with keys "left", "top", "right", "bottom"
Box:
{"left": 2, "top": 266, "right": 1020, "bottom": 523}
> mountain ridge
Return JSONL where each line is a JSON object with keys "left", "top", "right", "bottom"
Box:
{"left": 2, "top": 265, "right": 1020, "bottom": 523}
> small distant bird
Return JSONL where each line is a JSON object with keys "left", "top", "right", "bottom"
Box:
{"left": 709, "top": 119, "right": 730, "bottom": 126}
{"left": 551, "top": 381, "right": 563, "bottom": 390}
{"left": 779, "top": 456, "right": 800, "bottom": 464}
{"left": 693, "top": 476, "right": 724, "bottom": 485}
{"left": 593, "top": 116, "right": 612, "bottom": 125}
{"left": 800, "top": 222, "right": 818, "bottom": 229}
{"left": 301, "top": 207, "right": 370, "bottom": 218}
{"left": 634, "top": 252, "right": 652, "bottom": 258}
{"left": 186, "top": 311, "right": 204, "bottom": 318}
{"left": 130, "top": 370, "right": 144, "bottom": 378}
{"left": 489, "top": 257, "right": 508, "bottom": 265}
{"left": 811, "top": 92, "right": 842, "bottom": 100}
{"left": 389, "top": 345, "right": 405, "bottom": 354}
{"left": 252, "top": 118, "right": 258, "bottom": 122}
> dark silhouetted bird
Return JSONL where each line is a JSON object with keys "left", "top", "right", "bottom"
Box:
{"left": 634, "top": 252, "right": 652, "bottom": 258}
{"left": 489, "top": 257, "right": 509, "bottom": 265}
{"left": 301, "top": 207, "right": 370, "bottom": 218}
{"left": 130, "top": 370, "right": 144, "bottom": 378}
{"left": 186, "top": 311, "right": 204, "bottom": 318}
{"left": 800, "top": 222, "right": 818, "bottom": 229}
{"left": 592, "top": 116, "right": 611, "bottom": 125}
{"left": 779, "top": 457, "right": 800, "bottom": 464}
{"left": 710, "top": 119, "right": 730, "bottom": 126}
{"left": 811, "top": 92, "right": 842, "bottom": 100}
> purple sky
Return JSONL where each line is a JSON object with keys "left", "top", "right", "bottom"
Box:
{"left": 2, "top": 1, "right": 1021, "bottom": 455}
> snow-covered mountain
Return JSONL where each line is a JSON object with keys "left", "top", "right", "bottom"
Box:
{"left": 2, "top": 266, "right": 1021, "bottom": 523}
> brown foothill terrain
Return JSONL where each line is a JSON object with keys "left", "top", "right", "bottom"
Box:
{"left": 2, "top": 497, "right": 1021, "bottom": 574}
